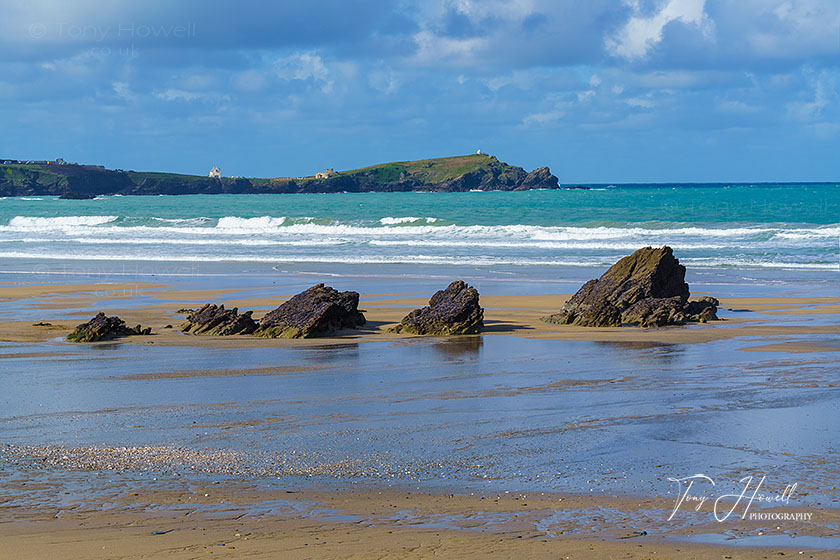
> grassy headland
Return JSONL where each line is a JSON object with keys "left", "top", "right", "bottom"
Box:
{"left": 0, "top": 154, "right": 558, "bottom": 196}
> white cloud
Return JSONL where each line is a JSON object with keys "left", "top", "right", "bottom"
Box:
{"left": 112, "top": 81, "right": 135, "bottom": 101}
{"left": 606, "top": 0, "right": 713, "bottom": 60}
{"left": 411, "top": 30, "right": 486, "bottom": 67}
{"left": 275, "top": 52, "right": 333, "bottom": 92}
{"left": 716, "top": 99, "right": 759, "bottom": 114}
{"left": 577, "top": 89, "right": 596, "bottom": 102}
{"left": 233, "top": 70, "right": 268, "bottom": 93}
{"left": 625, "top": 96, "right": 655, "bottom": 108}
{"left": 368, "top": 66, "right": 400, "bottom": 94}
{"left": 734, "top": 0, "right": 840, "bottom": 58}
{"left": 786, "top": 69, "right": 835, "bottom": 122}
{"left": 521, "top": 110, "right": 564, "bottom": 126}
{"left": 154, "top": 88, "right": 201, "bottom": 101}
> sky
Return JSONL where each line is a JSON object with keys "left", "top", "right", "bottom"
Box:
{"left": 1, "top": 0, "right": 839, "bottom": 182}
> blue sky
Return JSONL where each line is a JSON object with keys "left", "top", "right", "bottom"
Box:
{"left": 2, "top": 0, "right": 839, "bottom": 182}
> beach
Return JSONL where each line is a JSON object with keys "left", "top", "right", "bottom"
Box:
{"left": 1, "top": 186, "right": 838, "bottom": 557}
{"left": 2, "top": 272, "right": 839, "bottom": 558}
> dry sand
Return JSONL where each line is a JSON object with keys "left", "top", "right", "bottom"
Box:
{"left": 0, "top": 283, "right": 840, "bottom": 352}
{"left": 1, "top": 282, "right": 838, "bottom": 349}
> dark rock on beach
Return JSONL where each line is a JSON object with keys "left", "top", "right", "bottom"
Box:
{"left": 542, "top": 246, "right": 718, "bottom": 328}
{"left": 620, "top": 296, "right": 688, "bottom": 328}
{"left": 67, "top": 312, "right": 151, "bottom": 342}
{"left": 180, "top": 304, "right": 257, "bottom": 335}
{"left": 255, "top": 284, "right": 366, "bottom": 338}
{"left": 686, "top": 296, "right": 720, "bottom": 323}
{"left": 566, "top": 299, "right": 623, "bottom": 328}
{"left": 391, "top": 280, "right": 484, "bottom": 335}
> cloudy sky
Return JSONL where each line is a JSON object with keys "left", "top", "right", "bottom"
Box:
{"left": 2, "top": 0, "right": 839, "bottom": 181}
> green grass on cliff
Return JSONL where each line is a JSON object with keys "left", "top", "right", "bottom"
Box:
{"left": 0, "top": 164, "right": 65, "bottom": 183}
{"left": 127, "top": 171, "right": 217, "bottom": 183}
{"left": 340, "top": 154, "right": 495, "bottom": 183}
{"left": 1, "top": 154, "right": 499, "bottom": 188}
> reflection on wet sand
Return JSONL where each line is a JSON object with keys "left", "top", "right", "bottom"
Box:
{"left": 430, "top": 336, "right": 483, "bottom": 358}
{"left": 2, "top": 334, "right": 838, "bottom": 505}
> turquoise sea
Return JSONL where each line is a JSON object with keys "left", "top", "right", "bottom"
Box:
{"left": 0, "top": 184, "right": 837, "bottom": 274}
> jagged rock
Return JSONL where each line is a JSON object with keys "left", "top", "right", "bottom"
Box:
{"left": 254, "top": 284, "right": 365, "bottom": 338}
{"left": 58, "top": 191, "right": 96, "bottom": 200}
{"left": 67, "top": 312, "right": 151, "bottom": 342}
{"left": 519, "top": 166, "right": 559, "bottom": 190}
{"left": 181, "top": 304, "right": 257, "bottom": 335}
{"left": 542, "top": 246, "right": 718, "bottom": 328}
{"left": 391, "top": 281, "right": 484, "bottom": 335}
{"left": 569, "top": 299, "right": 623, "bottom": 327}
{"left": 621, "top": 296, "right": 687, "bottom": 327}
{"left": 686, "top": 296, "right": 719, "bottom": 323}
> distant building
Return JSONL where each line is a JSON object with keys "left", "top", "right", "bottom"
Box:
{"left": 55, "top": 158, "right": 66, "bottom": 165}
{"left": 315, "top": 168, "right": 336, "bottom": 179}
{"left": 476, "top": 149, "right": 482, "bottom": 155}
{"left": 209, "top": 167, "right": 221, "bottom": 178}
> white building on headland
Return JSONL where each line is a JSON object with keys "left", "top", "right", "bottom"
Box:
{"left": 209, "top": 167, "right": 221, "bottom": 178}
{"left": 315, "top": 168, "right": 335, "bottom": 179}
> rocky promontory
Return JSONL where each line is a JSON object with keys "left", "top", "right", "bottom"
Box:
{"left": 0, "top": 154, "right": 559, "bottom": 197}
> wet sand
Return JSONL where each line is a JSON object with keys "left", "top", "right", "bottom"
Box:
{"left": 3, "top": 482, "right": 838, "bottom": 560}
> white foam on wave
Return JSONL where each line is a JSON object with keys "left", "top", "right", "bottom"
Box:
{"left": 215, "top": 216, "right": 288, "bottom": 229}
{"left": 151, "top": 217, "right": 213, "bottom": 226}
{"left": 7, "top": 213, "right": 835, "bottom": 243}
{"left": 0, "top": 250, "right": 607, "bottom": 267}
{"left": 529, "top": 225, "right": 779, "bottom": 241}
{"left": 6, "top": 215, "right": 118, "bottom": 228}
{"left": 4, "top": 235, "right": 729, "bottom": 251}
{"left": 369, "top": 239, "right": 730, "bottom": 250}
{"left": 379, "top": 216, "right": 439, "bottom": 225}
{"left": 67, "top": 237, "right": 344, "bottom": 247}
{"left": 0, "top": 250, "right": 835, "bottom": 270}
{"left": 773, "top": 226, "right": 840, "bottom": 240}
{"left": 1, "top": 218, "right": 837, "bottom": 250}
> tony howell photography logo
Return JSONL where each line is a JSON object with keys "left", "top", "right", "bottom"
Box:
{"left": 28, "top": 21, "right": 196, "bottom": 41}
{"left": 667, "top": 474, "right": 810, "bottom": 523}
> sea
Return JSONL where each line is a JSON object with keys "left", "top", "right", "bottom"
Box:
{"left": 0, "top": 183, "right": 837, "bottom": 294}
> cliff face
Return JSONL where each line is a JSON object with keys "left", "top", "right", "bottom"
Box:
{"left": 0, "top": 155, "right": 559, "bottom": 196}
